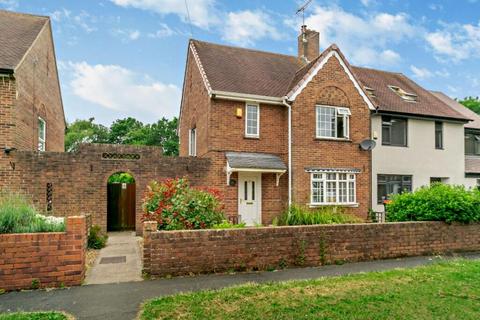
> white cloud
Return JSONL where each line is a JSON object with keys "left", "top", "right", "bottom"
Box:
{"left": 148, "top": 23, "right": 175, "bottom": 38}
{"left": 110, "top": 0, "right": 218, "bottom": 29}
{"left": 222, "top": 10, "right": 281, "bottom": 46}
{"left": 69, "top": 62, "right": 181, "bottom": 121}
{"left": 49, "top": 9, "right": 97, "bottom": 33}
{"left": 113, "top": 29, "right": 141, "bottom": 42}
{"left": 300, "top": 5, "right": 418, "bottom": 66}
{"left": 426, "top": 22, "right": 480, "bottom": 62}
{"left": 360, "top": 0, "right": 377, "bottom": 7}
{"left": 0, "top": 0, "right": 18, "bottom": 10}
{"left": 410, "top": 65, "right": 433, "bottom": 79}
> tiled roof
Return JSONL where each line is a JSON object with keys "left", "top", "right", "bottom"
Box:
{"left": 430, "top": 91, "right": 480, "bottom": 129}
{"left": 352, "top": 67, "right": 468, "bottom": 121}
{"left": 226, "top": 152, "right": 287, "bottom": 171}
{"left": 191, "top": 39, "right": 470, "bottom": 121}
{"left": 0, "top": 10, "right": 48, "bottom": 71}
{"left": 465, "top": 155, "right": 480, "bottom": 174}
{"left": 192, "top": 40, "right": 302, "bottom": 97}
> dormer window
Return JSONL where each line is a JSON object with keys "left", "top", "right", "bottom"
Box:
{"left": 388, "top": 85, "right": 417, "bottom": 102}
{"left": 364, "top": 86, "right": 376, "bottom": 98}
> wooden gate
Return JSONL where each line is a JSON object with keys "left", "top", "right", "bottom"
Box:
{"left": 107, "top": 183, "right": 136, "bottom": 231}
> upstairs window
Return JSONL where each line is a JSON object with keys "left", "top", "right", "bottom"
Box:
{"left": 189, "top": 127, "right": 196, "bottom": 156}
{"left": 465, "top": 132, "right": 480, "bottom": 155}
{"left": 389, "top": 85, "right": 417, "bottom": 102}
{"left": 316, "top": 106, "right": 350, "bottom": 139}
{"left": 382, "top": 116, "right": 407, "bottom": 147}
{"left": 245, "top": 103, "right": 259, "bottom": 138}
{"left": 38, "top": 117, "right": 46, "bottom": 151}
{"left": 435, "top": 121, "right": 443, "bottom": 149}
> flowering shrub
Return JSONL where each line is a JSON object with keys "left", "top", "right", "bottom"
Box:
{"left": 142, "top": 178, "right": 225, "bottom": 230}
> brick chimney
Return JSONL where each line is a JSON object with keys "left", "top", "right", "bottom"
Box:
{"left": 298, "top": 25, "right": 320, "bottom": 63}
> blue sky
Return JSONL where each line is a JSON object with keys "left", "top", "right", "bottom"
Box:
{"left": 1, "top": 0, "right": 479, "bottom": 125}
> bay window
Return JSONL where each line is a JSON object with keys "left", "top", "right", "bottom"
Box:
{"left": 310, "top": 171, "right": 356, "bottom": 205}
{"left": 316, "top": 105, "right": 350, "bottom": 139}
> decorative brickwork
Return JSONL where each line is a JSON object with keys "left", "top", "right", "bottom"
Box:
{"left": 143, "top": 221, "right": 480, "bottom": 277}
{"left": 0, "top": 144, "right": 211, "bottom": 235}
{"left": 0, "top": 216, "right": 87, "bottom": 291}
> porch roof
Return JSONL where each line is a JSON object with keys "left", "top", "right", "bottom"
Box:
{"left": 226, "top": 152, "right": 287, "bottom": 172}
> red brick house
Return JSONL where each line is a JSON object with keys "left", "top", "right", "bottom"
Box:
{"left": 179, "top": 27, "right": 376, "bottom": 224}
{"left": 0, "top": 10, "right": 65, "bottom": 153}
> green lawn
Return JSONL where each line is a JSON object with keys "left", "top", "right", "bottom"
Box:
{"left": 140, "top": 259, "right": 480, "bottom": 320}
{"left": 0, "top": 312, "right": 70, "bottom": 320}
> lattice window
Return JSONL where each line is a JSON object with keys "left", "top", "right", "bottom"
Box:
{"left": 101, "top": 153, "right": 141, "bottom": 160}
{"left": 46, "top": 182, "right": 53, "bottom": 212}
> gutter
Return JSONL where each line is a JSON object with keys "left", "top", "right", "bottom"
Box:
{"left": 282, "top": 97, "right": 292, "bottom": 206}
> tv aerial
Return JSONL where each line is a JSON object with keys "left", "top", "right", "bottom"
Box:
{"left": 296, "top": 0, "right": 313, "bottom": 25}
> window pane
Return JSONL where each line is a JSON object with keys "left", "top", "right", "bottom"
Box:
{"left": 391, "top": 118, "right": 407, "bottom": 146}
{"left": 348, "top": 181, "right": 355, "bottom": 203}
{"left": 339, "top": 181, "right": 347, "bottom": 203}
{"left": 317, "top": 107, "right": 335, "bottom": 138}
{"left": 382, "top": 125, "right": 391, "bottom": 145}
{"left": 246, "top": 105, "right": 258, "bottom": 135}
{"left": 435, "top": 122, "right": 443, "bottom": 149}
{"left": 336, "top": 114, "right": 344, "bottom": 138}
{"left": 251, "top": 181, "right": 255, "bottom": 201}
{"left": 312, "top": 181, "right": 323, "bottom": 203}
{"left": 377, "top": 174, "right": 412, "bottom": 204}
{"left": 326, "top": 181, "right": 336, "bottom": 203}
{"left": 244, "top": 181, "right": 248, "bottom": 200}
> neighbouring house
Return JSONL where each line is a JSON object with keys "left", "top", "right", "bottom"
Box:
{"left": 179, "top": 26, "right": 473, "bottom": 223}
{"left": 0, "top": 10, "right": 65, "bottom": 153}
{"left": 431, "top": 91, "right": 480, "bottom": 190}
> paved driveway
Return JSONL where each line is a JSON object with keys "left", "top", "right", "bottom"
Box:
{"left": 1, "top": 253, "right": 479, "bottom": 320}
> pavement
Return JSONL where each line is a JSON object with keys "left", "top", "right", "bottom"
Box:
{"left": 85, "top": 232, "right": 143, "bottom": 285}
{"left": 1, "top": 253, "right": 479, "bottom": 320}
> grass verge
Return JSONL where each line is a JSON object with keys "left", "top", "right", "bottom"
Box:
{"left": 140, "top": 259, "right": 480, "bottom": 320}
{"left": 0, "top": 312, "right": 72, "bottom": 320}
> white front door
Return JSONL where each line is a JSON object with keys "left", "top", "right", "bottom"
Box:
{"left": 238, "top": 172, "right": 261, "bottom": 226}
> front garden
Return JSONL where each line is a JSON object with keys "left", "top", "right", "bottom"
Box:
{"left": 140, "top": 259, "right": 480, "bottom": 320}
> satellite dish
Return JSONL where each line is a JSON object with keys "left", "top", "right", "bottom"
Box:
{"left": 360, "top": 139, "right": 376, "bottom": 151}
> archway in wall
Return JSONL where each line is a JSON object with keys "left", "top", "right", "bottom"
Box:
{"left": 107, "top": 172, "right": 136, "bottom": 231}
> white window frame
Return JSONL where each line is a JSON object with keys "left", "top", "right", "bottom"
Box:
{"left": 310, "top": 171, "right": 357, "bottom": 206}
{"left": 245, "top": 103, "right": 260, "bottom": 138}
{"left": 189, "top": 127, "right": 196, "bottom": 156}
{"left": 316, "top": 105, "right": 350, "bottom": 140}
{"left": 38, "top": 117, "right": 46, "bottom": 151}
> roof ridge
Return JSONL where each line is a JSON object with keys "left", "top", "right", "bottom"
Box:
{"left": 0, "top": 9, "right": 49, "bottom": 20}
{"left": 191, "top": 39, "right": 299, "bottom": 60}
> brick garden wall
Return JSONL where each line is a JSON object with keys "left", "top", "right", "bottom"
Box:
{"left": 0, "top": 216, "right": 87, "bottom": 291}
{"left": 0, "top": 144, "right": 211, "bottom": 234}
{"left": 143, "top": 221, "right": 480, "bottom": 277}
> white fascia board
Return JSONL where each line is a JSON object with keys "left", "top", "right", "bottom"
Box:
{"left": 212, "top": 91, "right": 284, "bottom": 105}
{"left": 287, "top": 51, "right": 376, "bottom": 111}
{"left": 189, "top": 42, "right": 213, "bottom": 96}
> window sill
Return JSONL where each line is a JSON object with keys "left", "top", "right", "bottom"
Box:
{"left": 309, "top": 203, "right": 359, "bottom": 208}
{"left": 381, "top": 144, "right": 408, "bottom": 148}
{"left": 244, "top": 135, "right": 260, "bottom": 140}
{"left": 315, "top": 137, "right": 351, "bottom": 142}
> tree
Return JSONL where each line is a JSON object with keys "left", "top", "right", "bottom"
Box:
{"left": 64, "top": 117, "right": 179, "bottom": 155}
{"left": 458, "top": 96, "right": 480, "bottom": 115}
{"left": 65, "top": 118, "right": 109, "bottom": 152}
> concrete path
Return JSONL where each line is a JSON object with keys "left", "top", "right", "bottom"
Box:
{"left": 1, "top": 253, "right": 479, "bottom": 320}
{"left": 85, "top": 232, "right": 143, "bottom": 285}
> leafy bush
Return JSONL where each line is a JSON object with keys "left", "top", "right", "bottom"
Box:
{"left": 0, "top": 193, "right": 65, "bottom": 234}
{"left": 88, "top": 225, "right": 108, "bottom": 249}
{"left": 273, "top": 204, "right": 362, "bottom": 226}
{"left": 212, "top": 220, "right": 246, "bottom": 229}
{"left": 108, "top": 172, "right": 135, "bottom": 184}
{"left": 386, "top": 183, "right": 480, "bottom": 223}
{"left": 143, "top": 178, "right": 226, "bottom": 230}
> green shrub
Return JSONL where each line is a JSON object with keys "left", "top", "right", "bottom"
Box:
{"left": 143, "top": 178, "right": 226, "bottom": 230}
{"left": 273, "top": 205, "right": 362, "bottom": 226}
{"left": 88, "top": 225, "right": 108, "bottom": 249}
{"left": 212, "top": 220, "right": 246, "bottom": 229}
{"left": 386, "top": 183, "right": 480, "bottom": 223}
{"left": 0, "top": 193, "right": 65, "bottom": 234}
{"left": 108, "top": 172, "right": 135, "bottom": 184}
